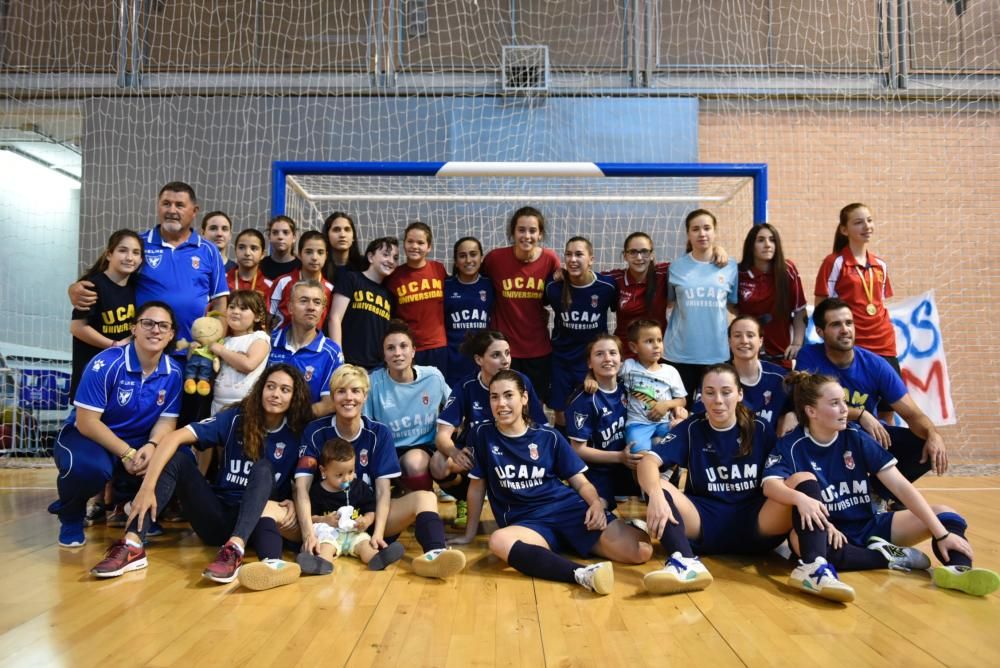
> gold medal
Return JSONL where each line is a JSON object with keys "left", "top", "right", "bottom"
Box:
{"left": 855, "top": 265, "right": 879, "bottom": 317}
{"left": 866, "top": 303, "right": 877, "bottom": 315}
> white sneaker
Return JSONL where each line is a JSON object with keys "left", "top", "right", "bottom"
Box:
{"left": 866, "top": 536, "right": 931, "bottom": 572}
{"left": 574, "top": 561, "right": 614, "bottom": 595}
{"left": 643, "top": 552, "right": 713, "bottom": 595}
{"left": 624, "top": 518, "right": 649, "bottom": 535}
{"left": 436, "top": 487, "right": 457, "bottom": 503}
{"left": 789, "top": 557, "right": 855, "bottom": 602}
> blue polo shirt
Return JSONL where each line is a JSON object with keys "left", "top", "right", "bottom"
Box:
{"left": 68, "top": 344, "right": 182, "bottom": 446}
{"left": 137, "top": 226, "right": 229, "bottom": 345}
{"left": 795, "top": 343, "right": 907, "bottom": 416}
{"left": 268, "top": 328, "right": 344, "bottom": 402}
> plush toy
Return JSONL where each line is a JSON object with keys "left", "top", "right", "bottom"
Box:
{"left": 336, "top": 505, "right": 357, "bottom": 531}
{"left": 175, "top": 312, "right": 226, "bottom": 396}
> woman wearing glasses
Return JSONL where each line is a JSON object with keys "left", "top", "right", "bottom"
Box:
{"left": 50, "top": 301, "right": 183, "bottom": 548}
{"left": 604, "top": 233, "right": 669, "bottom": 360}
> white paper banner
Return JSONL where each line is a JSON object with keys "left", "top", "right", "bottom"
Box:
{"left": 806, "top": 290, "right": 956, "bottom": 426}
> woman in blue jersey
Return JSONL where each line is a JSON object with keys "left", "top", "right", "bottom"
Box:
{"left": 635, "top": 363, "right": 792, "bottom": 595}
{"left": 431, "top": 329, "right": 548, "bottom": 528}
{"left": 691, "top": 315, "right": 793, "bottom": 435}
{"left": 443, "top": 237, "right": 494, "bottom": 387}
{"left": 51, "top": 301, "right": 182, "bottom": 548}
{"left": 450, "top": 370, "right": 652, "bottom": 596}
{"left": 544, "top": 236, "right": 618, "bottom": 430}
{"left": 762, "top": 371, "right": 999, "bottom": 600}
{"left": 565, "top": 334, "right": 639, "bottom": 511}
{"left": 90, "top": 363, "right": 314, "bottom": 587}
{"left": 296, "top": 365, "right": 467, "bottom": 579}
{"left": 664, "top": 209, "right": 739, "bottom": 405}
{"left": 364, "top": 320, "right": 451, "bottom": 493}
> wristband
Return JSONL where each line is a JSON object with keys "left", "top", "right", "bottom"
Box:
{"left": 145, "top": 440, "right": 158, "bottom": 448}
{"left": 933, "top": 532, "right": 950, "bottom": 542}
{"left": 857, "top": 406, "right": 866, "bottom": 420}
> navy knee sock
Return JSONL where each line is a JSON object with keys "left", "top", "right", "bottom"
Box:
{"left": 828, "top": 542, "right": 889, "bottom": 571}
{"left": 932, "top": 512, "right": 972, "bottom": 568}
{"left": 248, "top": 517, "right": 283, "bottom": 560}
{"left": 506, "top": 540, "right": 580, "bottom": 584}
{"left": 792, "top": 479, "right": 827, "bottom": 563}
{"left": 437, "top": 473, "right": 470, "bottom": 501}
{"left": 660, "top": 490, "right": 694, "bottom": 558}
{"left": 414, "top": 511, "right": 447, "bottom": 552}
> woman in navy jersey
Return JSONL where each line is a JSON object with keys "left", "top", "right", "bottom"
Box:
{"left": 450, "top": 370, "right": 652, "bottom": 596}
{"left": 691, "top": 315, "right": 793, "bottom": 435}
{"left": 544, "top": 236, "right": 617, "bottom": 431}
{"left": 52, "top": 301, "right": 181, "bottom": 549}
{"left": 296, "top": 365, "right": 467, "bottom": 579}
{"left": 443, "top": 237, "right": 494, "bottom": 387}
{"left": 762, "top": 371, "right": 999, "bottom": 600}
{"left": 90, "top": 363, "right": 314, "bottom": 586}
{"left": 635, "top": 363, "right": 791, "bottom": 595}
{"left": 565, "top": 334, "right": 639, "bottom": 511}
{"left": 431, "top": 330, "right": 547, "bottom": 527}
{"left": 736, "top": 224, "right": 807, "bottom": 367}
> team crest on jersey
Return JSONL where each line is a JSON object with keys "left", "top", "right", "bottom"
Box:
{"left": 146, "top": 254, "right": 162, "bottom": 269}
{"left": 156, "top": 389, "right": 166, "bottom": 406}
{"left": 304, "top": 365, "right": 315, "bottom": 382}
{"left": 765, "top": 453, "right": 781, "bottom": 468}
{"left": 479, "top": 290, "right": 487, "bottom": 302}
{"left": 91, "top": 359, "right": 106, "bottom": 372}
{"left": 590, "top": 294, "right": 599, "bottom": 308}
{"left": 528, "top": 443, "right": 539, "bottom": 460}
{"left": 717, "top": 274, "right": 726, "bottom": 285}
{"left": 740, "top": 286, "right": 753, "bottom": 301}
{"left": 117, "top": 388, "right": 133, "bottom": 406}
{"left": 359, "top": 449, "right": 369, "bottom": 467}
{"left": 843, "top": 450, "right": 855, "bottom": 470}
{"left": 274, "top": 442, "right": 286, "bottom": 459}
{"left": 422, "top": 393, "right": 430, "bottom": 406}
{"left": 763, "top": 390, "right": 772, "bottom": 405}
{"left": 574, "top": 412, "right": 587, "bottom": 430}
{"left": 191, "top": 257, "right": 200, "bottom": 270}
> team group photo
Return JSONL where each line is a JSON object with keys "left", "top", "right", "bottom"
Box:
{"left": 0, "top": 1, "right": 998, "bottom": 666}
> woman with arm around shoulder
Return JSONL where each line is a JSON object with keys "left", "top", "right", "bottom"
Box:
{"left": 482, "top": 206, "right": 560, "bottom": 404}
{"left": 450, "top": 370, "right": 653, "bottom": 596}
{"left": 90, "top": 364, "right": 315, "bottom": 588}
{"left": 53, "top": 301, "right": 181, "bottom": 548}
{"left": 736, "top": 223, "right": 807, "bottom": 366}
{"left": 761, "top": 371, "right": 999, "bottom": 601}
{"left": 295, "top": 364, "right": 466, "bottom": 579}
{"left": 634, "top": 364, "right": 791, "bottom": 595}
{"left": 663, "top": 209, "right": 739, "bottom": 404}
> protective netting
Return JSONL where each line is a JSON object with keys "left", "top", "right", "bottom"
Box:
{"left": 0, "top": 0, "right": 997, "bottom": 462}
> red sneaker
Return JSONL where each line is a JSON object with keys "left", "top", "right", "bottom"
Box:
{"left": 91, "top": 540, "right": 148, "bottom": 578}
{"left": 202, "top": 542, "right": 243, "bottom": 583}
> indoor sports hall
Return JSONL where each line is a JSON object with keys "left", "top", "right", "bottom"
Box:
{"left": 0, "top": 2, "right": 997, "bottom": 666}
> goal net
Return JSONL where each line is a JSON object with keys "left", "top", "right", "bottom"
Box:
{"left": 278, "top": 161, "right": 766, "bottom": 277}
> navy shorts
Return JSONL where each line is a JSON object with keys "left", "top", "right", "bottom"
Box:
{"left": 689, "top": 495, "right": 786, "bottom": 555}
{"left": 586, "top": 464, "right": 640, "bottom": 511}
{"left": 839, "top": 511, "right": 895, "bottom": 546}
{"left": 415, "top": 346, "right": 449, "bottom": 379}
{"left": 512, "top": 503, "right": 616, "bottom": 557}
{"left": 548, "top": 354, "right": 587, "bottom": 412}
{"left": 396, "top": 443, "right": 436, "bottom": 459}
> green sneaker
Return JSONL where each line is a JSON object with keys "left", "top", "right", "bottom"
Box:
{"left": 453, "top": 500, "right": 468, "bottom": 529}
{"left": 933, "top": 565, "right": 1000, "bottom": 596}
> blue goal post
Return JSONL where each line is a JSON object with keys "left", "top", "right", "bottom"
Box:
{"left": 271, "top": 161, "right": 768, "bottom": 225}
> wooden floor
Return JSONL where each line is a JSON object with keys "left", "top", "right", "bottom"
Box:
{"left": 1, "top": 469, "right": 998, "bottom": 668}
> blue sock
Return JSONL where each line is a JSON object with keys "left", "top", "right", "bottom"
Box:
{"left": 507, "top": 540, "right": 580, "bottom": 583}
{"left": 932, "top": 512, "right": 972, "bottom": 568}
{"left": 660, "top": 490, "right": 694, "bottom": 558}
{"left": 414, "top": 511, "right": 446, "bottom": 552}
{"left": 792, "top": 479, "right": 827, "bottom": 563}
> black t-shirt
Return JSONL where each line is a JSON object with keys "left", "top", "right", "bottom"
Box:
{"left": 70, "top": 272, "right": 136, "bottom": 400}
{"left": 224, "top": 259, "right": 238, "bottom": 274}
{"left": 334, "top": 270, "right": 393, "bottom": 370}
{"left": 260, "top": 256, "right": 301, "bottom": 281}
{"left": 309, "top": 476, "right": 376, "bottom": 517}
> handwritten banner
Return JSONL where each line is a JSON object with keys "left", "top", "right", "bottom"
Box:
{"left": 806, "top": 290, "right": 956, "bottom": 426}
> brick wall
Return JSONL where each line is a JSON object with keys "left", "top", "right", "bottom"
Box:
{"left": 700, "top": 107, "right": 1000, "bottom": 464}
